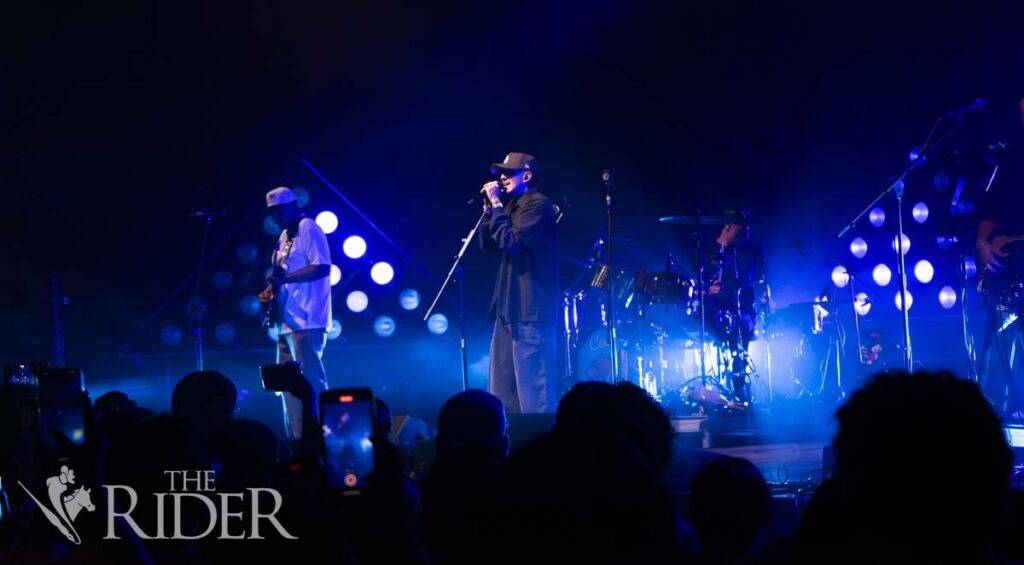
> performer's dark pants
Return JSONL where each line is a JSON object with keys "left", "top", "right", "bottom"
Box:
{"left": 276, "top": 328, "right": 328, "bottom": 439}
{"left": 489, "top": 320, "right": 556, "bottom": 414}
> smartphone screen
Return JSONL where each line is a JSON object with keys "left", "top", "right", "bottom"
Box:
{"left": 39, "top": 391, "right": 89, "bottom": 448}
{"left": 320, "top": 389, "right": 375, "bottom": 490}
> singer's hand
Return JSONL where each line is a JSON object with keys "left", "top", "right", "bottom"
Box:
{"left": 481, "top": 181, "right": 502, "bottom": 207}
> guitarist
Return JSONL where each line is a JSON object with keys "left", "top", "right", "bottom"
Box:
{"left": 259, "top": 187, "right": 333, "bottom": 439}
{"left": 975, "top": 96, "right": 1024, "bottom": 418}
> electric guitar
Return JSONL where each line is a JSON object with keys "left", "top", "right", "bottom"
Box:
{"left": 979, "top": 236, "right": 1024, "bottom": 308}
{"left": 261, "top": 236, "right": 297, "bottom": 328}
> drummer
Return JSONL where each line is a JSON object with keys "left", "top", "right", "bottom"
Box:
{"left": 700, "top": 209, "right": 766, "bottom": 404}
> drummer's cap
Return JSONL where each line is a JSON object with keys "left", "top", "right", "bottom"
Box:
{"left": 490, "top": 152, "right": 537, "bottom": 175}
{"left": 724, "top": 208, "right": 752, "bottom": 226}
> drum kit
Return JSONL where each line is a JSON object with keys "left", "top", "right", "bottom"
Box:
{"left": 562, "top": 211, "right": 772, "bottom": 411}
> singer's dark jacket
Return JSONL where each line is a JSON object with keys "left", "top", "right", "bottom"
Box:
{"left": 479, "top": 189, "right": 559, "bottom": 324}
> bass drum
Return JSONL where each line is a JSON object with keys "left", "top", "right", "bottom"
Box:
{"left": 572, "top": 325, "right": 632, "bottom": 383}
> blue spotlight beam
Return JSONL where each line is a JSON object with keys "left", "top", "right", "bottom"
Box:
{"left": 834, "top": 108, "right": 970, "bottom": 371}
{"left": 300, "top": 157, "right": 437, "bottom": 285}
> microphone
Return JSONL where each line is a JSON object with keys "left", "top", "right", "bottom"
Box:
{"left": 940, "top": 98, "right": 984, "bottom": 120}
{"left": 190, "top": 210, "right": 229, "bottom": 219}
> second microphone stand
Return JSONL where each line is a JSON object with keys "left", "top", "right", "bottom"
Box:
{"left": 425, "top": 208, "right": 489, "bottom": 391}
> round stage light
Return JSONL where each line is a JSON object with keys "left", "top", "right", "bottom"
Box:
{"left": 235, "top": 243, "right": 258, "bottom": 264}
{"left": 185, "top": 297, "right": 207, "bottom": 317}
{"left": 869, "top": 206, "right": 886, "bottom": 227}
{"left": 831, "top": 266, "right": 850, "bottom": 288}
{"left": 908, "top": 146, "right": 921, "bottom": 162}
{"left": 239, "top": 294, "right": 261, "bottom": 316}
{"left": 160, "top": 325, "right": 183, "bottom": 347}
{"left": 964, "top": 257, "right": 977, "bottom": 278}
{"left": 343, "top": 235, "right": 367, "bottom": 259}
{"left": 939, "top": 286, "right": 957, "bottom": 309}
{"left": 267, "top": 326, "right": 279, "bottom": 342}
{"left": 315, "top": 211, "right": 339, "bottom": 234}
{"left": 292, "top": 187, "right": 310, "bottom": 208}
{"left": 872, "top": 264, "right": 892, "bottom": 287}
{"left": 327, "top": 319, "right": 342, "bottom": 340}
{"left": 933, "top": 171, "right": 950, "bottom": 191}
{"left": 214, "top": 323, "right": 236, "bottom": 344}
{"left": 346, "top": 291, "right": 369, "bottom": 313}
{"left": 400, "top": 289, "right": 420, "bottom": 310}
{"left": 428, "top": 313, "right": 449, "bottom": 335}
{"left": 330, "top": 264, "right": 342, "bottom": 286}
{"left": 212, "top": 269, "right": 234, "bottom": 291}
{"left": 850, "top": 237, "right": 868, "bottom": 259}
{"left": 371, "top": 262, "right": 394, "bottom": 285}
{"left": 891, "top": 234, "right": 911, "bottom": 255}
{"left": 912, "top": 202, "right": 929, "bottom": 224}
{"left": 914, "top": 260, "right": 934, "bottom": 284}
{"left": 374, "top": 316, "right": 396, "bottom": 338}
{"left": 262, "top": 215, "right": 281, "bottom": 236}
{"left": 936, "top": 235, "right": 955, "bottom": 251}
{"left": 854, "top": 292, "right": 872, "bottom": 316}
{"left": 895, "top": 289, "right": 913, "bottom": 311}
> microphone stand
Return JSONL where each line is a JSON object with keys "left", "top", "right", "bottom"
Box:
{"left": 190, "top": 214, "right": 218, "bottom": 371}
{"left": 425, "top": 208, "right": 489, "bottom": 391}
{"left": 836, "top": 114, "right": 965, "bottom": 371}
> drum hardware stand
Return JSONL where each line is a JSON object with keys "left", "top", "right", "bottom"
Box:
{"left": 601, "top": 170, "right": 621, "bottom": 382}
{"left": 426, "top": 208, "right": 488, "bottom": 391}
{"left": 189, "top": 213, "right": 223, "bottom": 372}
{"left": 837, "top": 110, "right": 968, "bottom": 371}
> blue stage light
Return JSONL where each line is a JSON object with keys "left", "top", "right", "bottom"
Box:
{"left": 371, "top": 262, "right": 394, "bottom": 285}
{"left": 427, "top": 313, "right": 449, "bottom": 335}
{"left": 330, "top": 264, "right": 342, "bottom": 286}
{"left": 346, "top": 291, "right": 369, "bottom": 313}
{"left": 263, "top": 215, "right": 281, "bottom": 236}
{"left": 374, "top": 316, "right": 396, "bottom": 337}
{"left": 895, "top": 289, "right": 913, "bottom": 311}
{"left": 964, "top": 257, "right": 977, "bottom": 278}
{"left": 400, "top": 289, "right": 421, "bottom": 310}
{"left": 239, "top": 294, "right": 261, "bottom": 316}
{"left": 912, "top": 202, "right": 929, "bottom": 224}
{"left": 236, "top": 243, "right": 258, "bottom": 264}
{"left": 873, "top": 264, "right": 892, "bottom": 287}
{"left": 316, "top": 211, "right": 339, "bottom": 234}
{"left": 939, "top": 286, "right": 957, "bottom": 309}
{"left": 891, "top": 234, "right": 911, "bottom": 255}
{"left": 914, "top": 260, "right": 934, "bottom": 284}
{"left": 854, "top": 292, "right": 872, "bottom": 316}
{"left": 212, "top": 270, "right": 234, "bottom": 291}
{"left": 214, "top": 323, "right": 236, "bottom": 344}
{"left": 292, "top": 187, "right": 310, "bottom": 208}
{"left": 185, "top": 297, "right": 207, "bottom": 317}
{"left": 267, "top": 326, "right": 279, "bottom": 342}
{"left": 343, "top": 235, "right": 367, "bottom": 259}
{"left": 327, "top": 319, "right": 342, "bottom": 340}
{"left": 850, "top": 237, "right": 868, "bottom": 259}
{"left": 831, "top": 266, "right": 850, "bottom": 288}
{"left": 869, "top": 207, "right": 886, "bottom": 227}
{"left": 160, "top": 325, "right": 183, "bottom": 346}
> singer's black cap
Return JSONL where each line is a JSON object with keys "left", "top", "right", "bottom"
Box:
{"left": 490, "top": 152, "right": 537, "bottom": 175}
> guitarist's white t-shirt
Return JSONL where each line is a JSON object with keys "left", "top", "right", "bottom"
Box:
{"left": 274, "top": 217, "right": 332, "bottom": 335}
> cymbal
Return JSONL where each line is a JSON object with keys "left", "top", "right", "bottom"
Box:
{"left": 659, "top": 214, "right": 729, "bottom": 226}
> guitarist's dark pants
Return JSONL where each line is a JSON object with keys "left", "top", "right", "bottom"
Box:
{"left": 277, "top": 328, "right": 328, "bottom": 439}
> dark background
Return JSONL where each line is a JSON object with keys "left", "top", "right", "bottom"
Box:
{"left": 3, "top": 0, "right": 1023, "bottom": 419}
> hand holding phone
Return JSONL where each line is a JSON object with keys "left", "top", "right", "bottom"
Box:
{"left": 260, "top": 362, "right": 314, "bottom": 402}
{"left": 320, "top": 388, "right": 376, "bottom": 492}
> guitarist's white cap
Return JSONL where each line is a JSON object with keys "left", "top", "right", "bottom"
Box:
{"left": 266, "top": 186, "right": 297, "bottom": 207}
